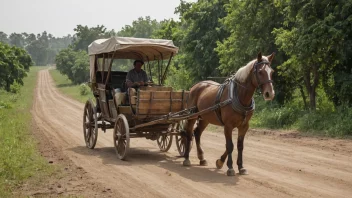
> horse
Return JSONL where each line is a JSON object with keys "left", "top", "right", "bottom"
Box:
{"left": 182, "top": 52, "right": 275, "bottom": 176}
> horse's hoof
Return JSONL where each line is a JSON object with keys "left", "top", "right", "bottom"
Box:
{"left": 227, "top": 168, "right": 236, "bottom": 176}
{"left": 239, "top": 168, "right": 248, "bottom": 175}
{"left": 200, "top": 159, "right": 208, "bottom": 166}
{"left": 216, "top": 159, "right": 223, "bottom": 169}
{"left": 183, "top": 159, "right": 191, "bottom": 166}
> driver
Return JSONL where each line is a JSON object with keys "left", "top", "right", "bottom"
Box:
{"left": 126, "top": 60, "right": 149, "bottom": 88}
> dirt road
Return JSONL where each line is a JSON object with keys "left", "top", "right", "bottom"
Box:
{"left": 31, "top": 69, "right": 352, "bottom": 198}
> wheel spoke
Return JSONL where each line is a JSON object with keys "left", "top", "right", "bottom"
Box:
{"left": 162, "top": 136, "right": 166, "bottom": 149}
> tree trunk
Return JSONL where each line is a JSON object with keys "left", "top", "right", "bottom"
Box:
{"left": 299, "top": 84, "right": 308, "bottom": 109}
{"left": 309, "top": 88, "right": 316, "bottom": 110}
{"left": 311, "top": 65, "right": 319, "bottom": 110}
{"left": 303, "top": 66, "right": 319, "bottom": 111}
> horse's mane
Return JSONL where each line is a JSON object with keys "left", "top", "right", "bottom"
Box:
{"left": 233, "top": 57, "right": 268, "bottom": 83}
{"left": 230, "top": 60, "right": 255, "bottom": 83}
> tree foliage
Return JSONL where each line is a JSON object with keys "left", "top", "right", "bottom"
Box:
{"left": 72, "top": 25, "right": 107, "bottom": 51}
{"left": 0, "top": 42, "right": 32, "bottom": 91}
{"left": 1, "top": 31, "right": 72, "bottom": 66}
{"left": 55, "top": 48, "right": 89, "bottom": 84}
{"left": 118, "top": 16, "right": 161, "bottom": 38}
{"left": 178, "top": 0, "right": 230, "bottom": 81}
{"left": 216, "top": 0, "right": 292, "bottom": 104}
{"left": 273, "top": 0, "right": 352, "bottom": 109}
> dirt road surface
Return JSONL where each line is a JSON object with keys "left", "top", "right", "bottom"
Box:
{"left": 30, "top": 69, "right": 352, "bottom": 198}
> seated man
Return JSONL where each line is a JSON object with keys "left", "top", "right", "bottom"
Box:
{"left": 126, "top": 60, "right": 149, "bottom": 88}
{"left": 125, "top": 60, "right": 149, "bottom": 105}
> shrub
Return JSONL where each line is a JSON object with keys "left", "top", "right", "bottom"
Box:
{"left": 9, "top": 82, "right": 21, "bottom": 94}
{"left": 79, "top": 83, "right": 89, "bottom": 96}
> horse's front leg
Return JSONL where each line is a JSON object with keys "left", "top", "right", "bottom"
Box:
{"left": 237, "top": 123, "right": 249, "bottom": 175}
{"left": 224, "top": 125, "right": 236, "bottom": 176}
{"left": 183, "top": 119, "right": 197, "bottom": 166}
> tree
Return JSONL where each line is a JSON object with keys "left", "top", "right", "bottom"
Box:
{"left": 117, "top": 16, "right": 161, "bottom": 38}
{"left": 0, "top": 42, "right": 32, "bottom": 91}
{"left": 25, "top": 31, "right": 50, "bottom": 66}
{"left": 0, "top": 32, "right": 9, "bottom": 44}
{"left": 55, "top": 48, "right": 89, "bottom": 84}
{"left": 55, "top": 48, "right": 76, "bottom": 81}
{"left": 216, "top": 0, "right": 294, "bottom": 105}
{"left": 25, "top": 33, "right": 36, "bottom": 45}
{"left": 273, "top": 0, "right": 351, "bottom": 109}
{"left": 177, "top": 0, "right": 230, "bottom": 81}
{"left": 71, "top": 50, "right": 90, "bottom": 84}
{"left": 9, "top": 33, "right": 25, "bottom": 48}
{"left": 72, "top": 25, "right": 107, "bottom": 51}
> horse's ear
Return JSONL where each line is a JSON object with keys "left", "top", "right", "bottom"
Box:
{"left": 268, "top": 52, "right": 275, "bottom": 63}
{"left": 257, "top": 52, "right": 262, "bottom": 62}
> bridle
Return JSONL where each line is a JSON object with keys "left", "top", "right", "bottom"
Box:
{"left": 253, "top": 60, "right": 274, "bottom": 92}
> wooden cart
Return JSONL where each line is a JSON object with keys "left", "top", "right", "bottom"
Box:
{"left": 83, "top": 37, "right": 193, "bottom": 159}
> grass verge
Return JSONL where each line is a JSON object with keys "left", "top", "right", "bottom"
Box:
{"left": 0, "top": 66, "right": 54, "bottom": 197}
{"left": 251, "top": 100, "right": 352, "bottom": 138}
{"left": 49, "top": 69, "right": 93, "bottom": 103}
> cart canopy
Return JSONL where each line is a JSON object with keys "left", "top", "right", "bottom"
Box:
{"left": 88, "top": 37, "right": 178, "bottom": 61}
{"left": 88, "top": 37, "right": 179, "bottom": 83}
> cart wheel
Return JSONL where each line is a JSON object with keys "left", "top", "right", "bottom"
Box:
{"left": 113, "top": 114, "right": 130, "bottom": 160}
{"left": 175, "top": 120, "right": 193, "bottom": 156}
{"left": 157, "top": 125, "right": 173, "bottom": 152}
{"left": 83, "top": 100, "right": 98, "bottom": 149}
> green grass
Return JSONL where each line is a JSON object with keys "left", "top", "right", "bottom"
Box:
{"left": 49, "top": 69, "right": 93, "bottom": 103}
{"left": 251, "top": 97, "right": 352, "bottom": 138}
{"left": 0, "top": 66, "right": 54, "bottom": 197}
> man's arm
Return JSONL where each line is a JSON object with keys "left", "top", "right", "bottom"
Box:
{"left": 126, "top": 72, "right": 134, "bottom": 88}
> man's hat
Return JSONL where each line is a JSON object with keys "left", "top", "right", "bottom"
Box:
{"left": 133, "top": 60, "right": 144, "bottom": 66}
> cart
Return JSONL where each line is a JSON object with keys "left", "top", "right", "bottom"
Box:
{"left": 83, "top": 37, "right": 195, "bottom": 159}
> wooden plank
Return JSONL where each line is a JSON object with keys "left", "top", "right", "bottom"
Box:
{"left": 138, "top": 101, "right": 183, "bottom": 109}
{"left": 138, "top": 101, "right": 186, "bottom": 109}
{"left": 138, "top": 91, "right": 189, "bottom": 100}
{"left": 118, "top": 106, "right": 133, "bottom": 115}
{"left": 140, "top": 86, "right": 173, "bottom": 91}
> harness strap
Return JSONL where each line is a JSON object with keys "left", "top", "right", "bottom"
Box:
{"left": 214, "top": 82, "right": 228, "bottom": 126}
{"left": 231, "top": 80, "right": 255, "bottom": 125}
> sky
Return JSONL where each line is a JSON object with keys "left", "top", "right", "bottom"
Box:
{"left": 0, "top": 0, "right": 196, "bottom": 37}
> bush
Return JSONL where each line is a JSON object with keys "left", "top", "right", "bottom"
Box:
{"left": 252, "top": 106, "right": 302, "bottom": 129}
{"left": 9, "top": 82, "right": 21, "bottom": 93}
{"left": 295, "top": 108, "right": 352, "bottom": 137}
{"left": 79, "top": 83, "right": 89, "bottom": 96}
{"left": 0, "top": 101, "right": 12, "bottom": 109}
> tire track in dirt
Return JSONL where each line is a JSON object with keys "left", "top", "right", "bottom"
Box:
{"left": 32, "top": 69, "right": 352, "bottom": 198}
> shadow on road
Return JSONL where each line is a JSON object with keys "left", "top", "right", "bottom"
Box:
{"left": 69, "top": 145, "right": 239, "bottom": 186}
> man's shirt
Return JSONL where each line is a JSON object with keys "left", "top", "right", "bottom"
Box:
{"left": 126, "top": 68, "right": 148, "bottom": 83}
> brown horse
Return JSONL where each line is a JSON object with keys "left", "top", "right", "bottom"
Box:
{"left": 183, "top": 52, "right": 275, "bottom": 176}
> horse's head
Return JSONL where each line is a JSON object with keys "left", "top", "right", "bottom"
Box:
{"left": 252, "top": 52, "right": 275, "bottom": 101}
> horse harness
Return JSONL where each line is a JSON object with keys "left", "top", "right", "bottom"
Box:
{"left": 214, "top": 79, "right": 255, "bottom": 126}
{"left": 213, "top": 60, "right": 272, "bottom": 126}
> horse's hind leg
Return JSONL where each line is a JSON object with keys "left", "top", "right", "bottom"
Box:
{"left": 216, "top": 150, "right": 228, "bottom": 169}
{"left": 237, "top": 123, "right": 249, "bottom": 175}
{"left": 183, "top": 118, "right": 197, "bottom": 166}
{"left": 194, "top": 119, "right": 209, "bottom": 166}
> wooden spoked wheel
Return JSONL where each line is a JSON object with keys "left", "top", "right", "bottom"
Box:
{"left": 113, "top": 114, "right": 130, "bottom": 160}
{"left": 157, "top": 125, "right": 173, "bottom": 152}
{"left": 83, "top": 100, "right": 98, "bottom": 149}
{"left": 175, "top": 120, "right": 194, "bottom": 157}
